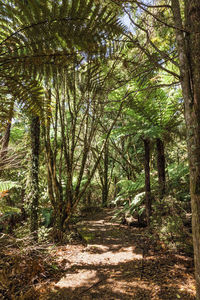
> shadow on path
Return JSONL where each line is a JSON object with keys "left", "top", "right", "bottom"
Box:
{"left": 40, "top": 208, "right": 195, "bottom": 300}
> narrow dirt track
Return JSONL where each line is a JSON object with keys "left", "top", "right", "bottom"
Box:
{"left": 41, "top": 208, "right": 195, "bottom": 300}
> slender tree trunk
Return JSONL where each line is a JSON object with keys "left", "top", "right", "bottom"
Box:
{"left": 102, "top": 142, "right": 109, "bottom": 207}
{"left": 171, "top": 1, "right": 200, "bottom": 298}
{"left": 43, "top": 89, "right": 65, "bottom": 239}
{"left": 144, "top": 138, "right": 151, "bottom": 226}
{"left": 86, "top": 168, "right": 92, "bottom": 207}
{"left": 87, "top": 189, "right": 92, "bottom": 206}
{"left": 30, "top": 116, "right": 40, "bottom": 241}
{"left": 44, "top": 130, "right": 64, "bottom": 235}
{"left": 156, "top": 138, "right": 166, "bottom": 198}
{"left": 113, "top": 176, "right": 118, "bottom": 204}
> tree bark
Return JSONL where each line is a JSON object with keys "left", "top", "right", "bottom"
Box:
{"left": 0, "top": 102, "right": 13, "bottom": 171}
{"left": 86, "top": 168, "right": 92, "bottom": 207}
{"left": 102, "top": 142, "right": 109, "bottom": 207}
{"left": 0, "top": 122, "right": 11, "bottom": 174}
{"left": 144, "top": 138, "right": 151, "bottom": 226}
{"left": 171, "top": 1, "right": 200, "bottom": 298}
{"left": 30, "top": 115, "right": 40, "bottom": 241}
{"left": 1, "top": 122, "right": 11, "bottom": 153}
{"left": 42, "top": 89, "right": 64, "bottom": 239}
{"left": 156, "top": 138, "right": 166, "bottom": 198}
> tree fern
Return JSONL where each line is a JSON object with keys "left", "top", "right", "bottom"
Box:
{"left": 0, "top": 0, "right": 125, "bottom": 123}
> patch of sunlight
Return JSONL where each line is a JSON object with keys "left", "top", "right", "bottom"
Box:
{"left": 75, "top": 245, "right": 142, "bottom": 265}
{"left": 108, "top": 278, "right": 153, "bottom": 296}
{"left": 86, "top": 244, "right": 109, "bottom": 252}
{"left": 55, "top": 269, "right": 98, "bottom": 289}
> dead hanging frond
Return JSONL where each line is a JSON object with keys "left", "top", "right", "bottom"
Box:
{"left": 0, "top": 147, "right": 25, "bottom": 171}
{"left": 0, "top": 73, "right": 45, "bottom": 122}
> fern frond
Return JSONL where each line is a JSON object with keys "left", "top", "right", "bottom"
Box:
{"left": 0, "top": 0, "right": 125, "bottom": 120}
{"left": 0, "top": 181, "right": 19, "bottom": 193}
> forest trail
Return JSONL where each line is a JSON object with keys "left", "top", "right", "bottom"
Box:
{"left": 40, "top": 208, "right": 195, "bottom": 300}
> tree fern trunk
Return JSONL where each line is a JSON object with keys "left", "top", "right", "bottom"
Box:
{"left": 30, "top": 115, "right": 40, "bottom": 242}
{"left": 156, "top": 138, "right": 166, "bottom": 198}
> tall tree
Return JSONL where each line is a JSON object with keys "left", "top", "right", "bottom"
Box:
{"left": 156, "top": 138, "right": 166, "bottom": 198}
{"left": 171, "top": 1, "right": 200, "bottom": 298}
{"left": 30, "top": 115, "right": 40, "bottom": 241}
{"left": 97, "top": 141, "right": 110, "bottom": 208}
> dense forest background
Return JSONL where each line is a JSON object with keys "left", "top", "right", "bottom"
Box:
{"left": 0, "top": 0, "right": 200, "bottom": 299}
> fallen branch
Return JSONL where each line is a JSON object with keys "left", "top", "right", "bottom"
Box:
{"left": 78, "top": 277, "right": 106, "bottom": 295}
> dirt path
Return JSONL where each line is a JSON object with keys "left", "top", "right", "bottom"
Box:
{"left": 41, "top": 208, "right": 195, "bottom": 300}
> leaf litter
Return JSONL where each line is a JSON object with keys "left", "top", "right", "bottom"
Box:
{"left": 0, "top": 208, "right": 196, "bottom": 300}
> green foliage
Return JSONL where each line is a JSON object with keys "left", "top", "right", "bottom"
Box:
{"left": 151, "top": 196, "right": 193, "bottom": 255}
{"left": 113, "top": 189, "right": 145, "bottom": 221}
{"left": 79, "top": 228, "right": 95, "bottom": 242}
{"left": 129, "top": 192, "right": 145, "bottom": 216}
{"left": 10, "top": 125, "right": 25, "bottom": 142}
{"left": 0, "top": 180, "right": 20, "bottom": 193}
{"left": 38, "top": 226, "right": 52, "bottom": 242}
{"left": 0, "top": 205, "right": 21, "bottom": 214}
{"left": 168, "top": 162, "right": 190, "bottom": 202}
{"left": 116, "top": 176, "right": 144, "bottom": 199}
{"left": 40, "top": 207, "right": 53, "bottom": 228}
